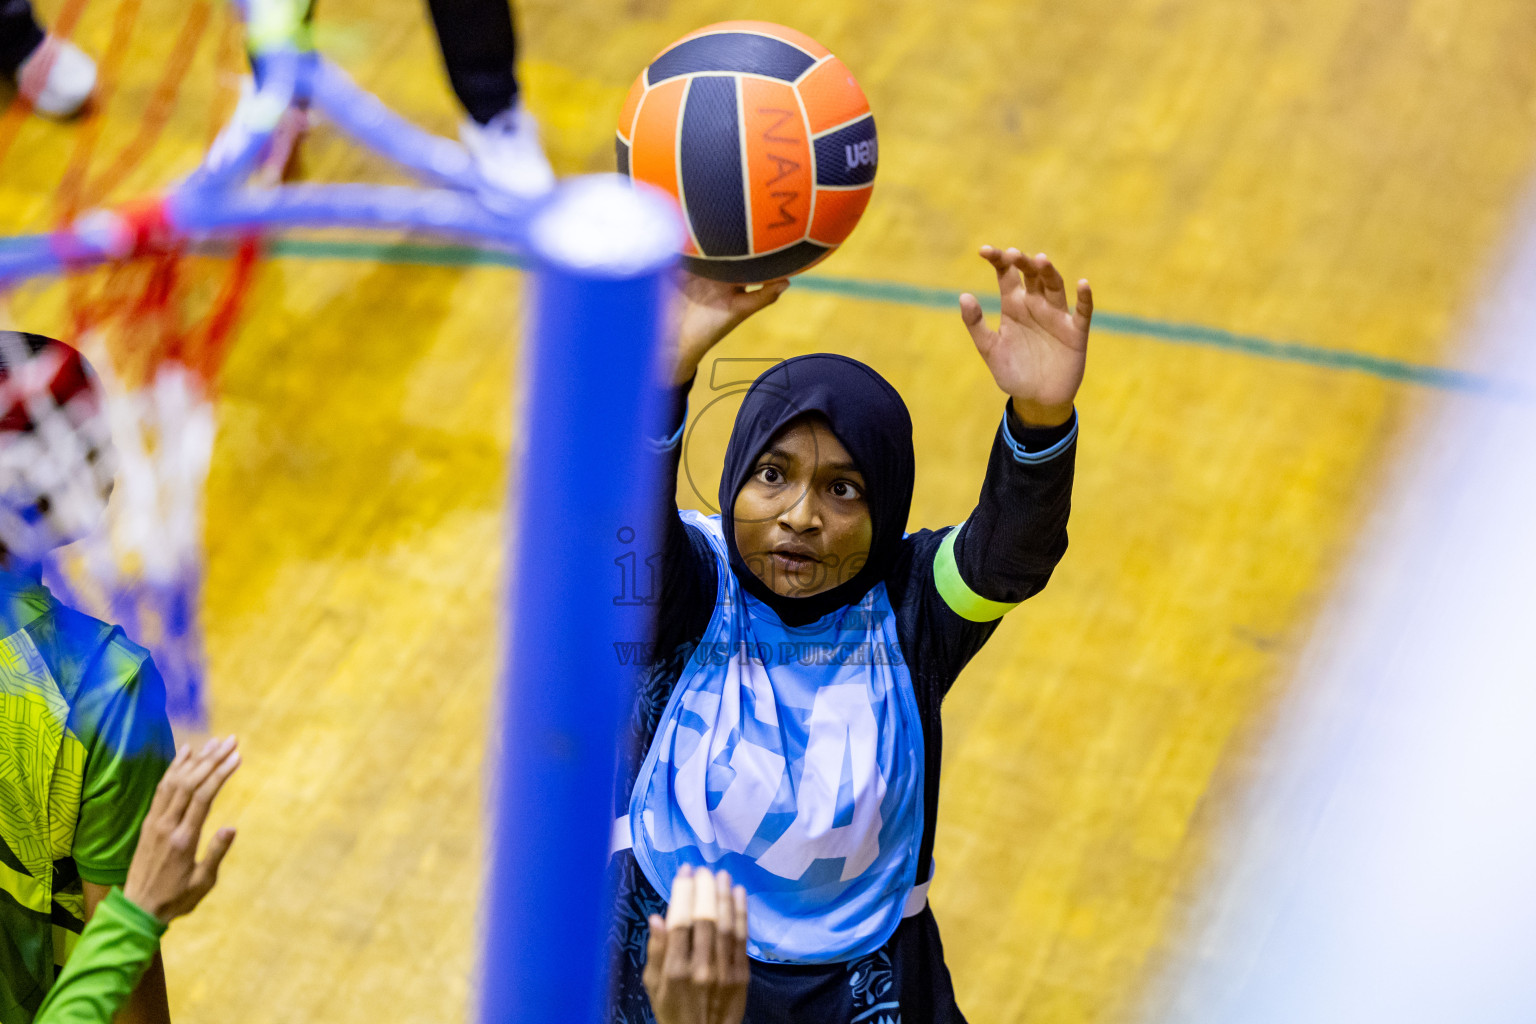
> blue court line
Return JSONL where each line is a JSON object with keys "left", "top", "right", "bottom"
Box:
{"left": 261, "top": 238, "right": 1502, "bottom": 395}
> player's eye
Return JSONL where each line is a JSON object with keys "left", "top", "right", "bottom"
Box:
{"left": 830, "top": 479, "right": 863, "bottom": 500}
{"left": 756, "top": 465, "right": 784, "bottom": 485}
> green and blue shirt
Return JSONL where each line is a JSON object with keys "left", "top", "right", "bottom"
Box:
{"left": 0, "top": 568, "right": 175, "bottom": 1024}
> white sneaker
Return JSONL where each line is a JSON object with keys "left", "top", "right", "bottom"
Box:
{"left": 16, "top": 35, "right": 97, "bottom": 119}
{"left": 460, "top": 101, "right": 556, "bottom": 200}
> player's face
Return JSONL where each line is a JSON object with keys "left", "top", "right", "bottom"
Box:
{"left": 733, "top": 416, "right": 872, "bottom": 599}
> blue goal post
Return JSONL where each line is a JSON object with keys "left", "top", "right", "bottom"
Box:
{"left": 480, "top": 179, "right": 680, "bottom": 1024}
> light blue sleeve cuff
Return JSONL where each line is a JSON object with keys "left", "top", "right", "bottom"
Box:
{"left": 1001, "top": 409, "right": 1078, "bottom": 465}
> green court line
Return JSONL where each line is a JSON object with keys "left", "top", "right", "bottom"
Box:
{"left": 263, "top": 238, "right": 1500, "bottom": 395}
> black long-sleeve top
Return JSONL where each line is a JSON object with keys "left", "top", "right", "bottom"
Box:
{"left": 606, "top": 383, "right": 1077, "bottom": 1022}
{"left": 616, "top": 382, "right": 1075, "bottom": 875}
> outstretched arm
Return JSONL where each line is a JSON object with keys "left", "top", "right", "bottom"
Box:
{"left": 649, "top": 276, "right": 788, "bottom": 642}
{"left": 38, "top": 739, "right": 240, "bottom": 1024}
{"left": 934, "top": 248, "right": 1091, "bottom": 621}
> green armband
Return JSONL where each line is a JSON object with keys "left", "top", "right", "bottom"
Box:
{"left": 933, "top": 523, "right": 1020, "bottom": 623}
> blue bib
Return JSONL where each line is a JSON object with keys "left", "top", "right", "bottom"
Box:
{"left": 627, "top": 512, "right": 925, "bottom": 964}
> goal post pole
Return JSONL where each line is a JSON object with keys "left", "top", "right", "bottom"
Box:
{"left": 478, "top": 176, "right": 681, "bottom": 1024}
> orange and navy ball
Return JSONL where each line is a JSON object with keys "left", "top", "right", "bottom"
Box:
{"left": 616, "top": 21, "right": 876, "bottom": 284}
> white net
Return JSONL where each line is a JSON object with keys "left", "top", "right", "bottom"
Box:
{"left": 45, "top": 347, "right": 218, "bottom": 723}
{"left": 1, "top": 238, "right": 258, "bottom": 726}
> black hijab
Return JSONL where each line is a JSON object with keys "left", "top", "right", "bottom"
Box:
{"left": 719, "top": 354, "right": 915, "bottom": 627}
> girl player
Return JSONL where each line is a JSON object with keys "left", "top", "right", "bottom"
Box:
{"left": 607, "top": 247, "right": 1091, "bottom": 1022}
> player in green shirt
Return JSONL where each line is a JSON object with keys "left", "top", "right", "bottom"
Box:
{"left": 1, "top": 332, "right": 178, "bottom": 1023}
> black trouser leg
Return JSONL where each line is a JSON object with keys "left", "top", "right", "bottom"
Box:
{"left": 424, "top": 0, "right": 519, "bottom": 125}
{"left": 0, "top": 0, "right": 45, "bottom": 78}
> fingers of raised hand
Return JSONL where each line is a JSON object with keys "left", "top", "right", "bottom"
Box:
{"left": 958, "top": 293, "right": 996, "bottom": 354}
{"left": 170, "top": 739, "right": 236, "bottom": 853}
{"left": 663, "top": 867, "right": 696, "bottom": 981}
{"left": 710, "top": 882, "right": 751, "bottom": 1024}
{"left": 689, "top": 869, "right": 720, "bottom": 986}
{"left": 174, "top": 825, "right": 236, "bottom": 918}
{"left": 187, "top": 736, "right": 236, "bottom": 785}
{"left": 197, "top": 826, "right": 237, "bottom": 883}
{"left": 666, "top": 866, "right": 695, "bottom": 929}
{"left": 1034, "top": 254, "right": 1069, "bottom": 308}
{"left": 730, "top": 884, "right": 750, "bottom": 979}
{"left": 1006, "top": 247, "right": 1038, "bottom": 296}
{"left": 161, "top": 737, "right": 229, "bottom": 821}
{"left": 759, "top": 279, "right": 790, "bottom": 302}
{"left": 980, "top": 244, "right": 1026, "bottom": 302}
{"left": 656, "top": 867, "right": 749, "bottom": 1023}
{"left": 679, "top": 270, "right": 724, "bottom": 301}
{"left": 958, "top": 291, "right": 985, "bottom": 325}
{"left": 729, "top": 279, "right": 790, "bottom": 318}
{"left": 1074, "top": 279, "right": 1094, "bottom": 332}
{"left": 712, "top": 870, "right": 735, "bottom": 980}
{"left": 149, "top": 744, "right": 193, "bottom": 818}
{"left": 184, "top": 741, "right": 241, "bottom": 832}
{"left": 643, "top": 915, "right": 668, "bottom": 995}
{"left": 979, "top": 244, "right": 1015, "bottom": 276}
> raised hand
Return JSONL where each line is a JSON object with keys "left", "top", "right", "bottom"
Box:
{"left": 959, "top": 246, "right": 1092, "bottom": 427}
{"left": 643, "top": 866, "right": 752, "bottom": 1024}
{"left": 668, "top": 273, "right": 790, "bottom": 386}
{"left": 122, "top": 736, "right": 241, "bottom": 924}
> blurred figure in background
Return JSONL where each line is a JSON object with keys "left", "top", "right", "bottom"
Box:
{"left": 0, "top": 1, "right": 96, "bottom": 119}
{"left": 425, "top": 0, "right": 554, "bottom": 198}
{"left": 249, "top": 0, "right": 554, "bottom": 197}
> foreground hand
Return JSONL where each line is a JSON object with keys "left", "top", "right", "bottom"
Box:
{"left": 123, "top": 736, "right": 241, "bottom": 925}
{"left": 959, "top": 246, "right": 1092, "bottom": 427}
{"left": 643, "top": 866, "right": 751, "bottom": 1024}
{"left": 669, "top": 274, "right": 790, "bottom": 386}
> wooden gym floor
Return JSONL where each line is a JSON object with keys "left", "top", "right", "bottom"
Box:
{"left": 3, "top": 0, "right": 1536, "bottom": 1021}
